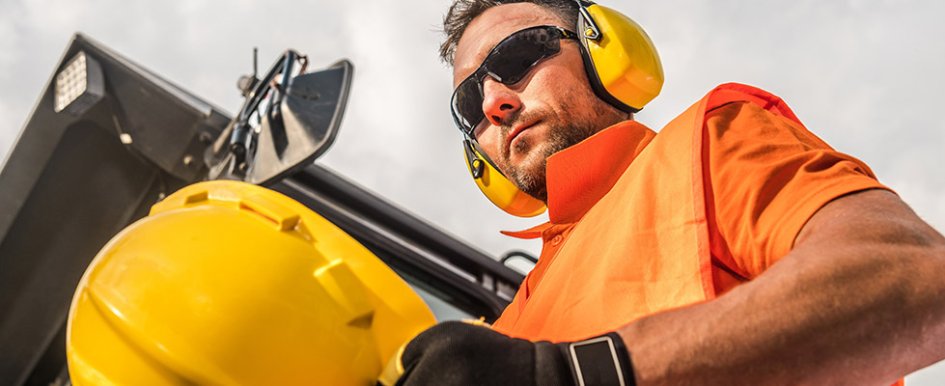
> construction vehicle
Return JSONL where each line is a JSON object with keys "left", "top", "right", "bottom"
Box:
{"left": 0, "top": 33, "right": 531, "bottom": 385}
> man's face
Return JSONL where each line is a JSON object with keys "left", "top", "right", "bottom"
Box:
{"left": 453, "top": 3, "right": 626, "bottom": 201}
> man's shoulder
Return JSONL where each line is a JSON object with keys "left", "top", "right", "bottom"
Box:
{"left": 657, "top": 82, "right": 800, "bottom": 134}
{"left": 702, "top": 83, "right": 801, "bottom": 122}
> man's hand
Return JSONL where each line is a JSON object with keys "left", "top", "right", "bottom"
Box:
{"left": 391, "top": 321, "right": 635, "bottom": 386}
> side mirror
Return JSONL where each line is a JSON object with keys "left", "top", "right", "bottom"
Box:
{"left": 207, "top": 52, "right": 353, "bottom": 185}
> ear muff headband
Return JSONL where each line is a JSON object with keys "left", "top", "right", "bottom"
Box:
{"left": 576, "top": 1, "right": 664, "bottom": 112}
{"left": 463, "top": 139, "right": 546, "bottom": 217}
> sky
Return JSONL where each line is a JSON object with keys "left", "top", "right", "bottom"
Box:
{"left": 1, "top": 0, "right": 944, "bottom": 382}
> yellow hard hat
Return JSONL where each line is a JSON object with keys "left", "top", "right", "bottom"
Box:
{"left": 66, "top": 180, "right": 436, "bottom": 385}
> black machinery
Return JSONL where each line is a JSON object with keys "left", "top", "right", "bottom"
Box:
{"left": 0, "top": 34, "right": 525, "bottom": 385}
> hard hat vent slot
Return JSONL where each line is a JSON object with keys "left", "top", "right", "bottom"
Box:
{"left": 184, "top": 191, "right": 209, "bottom": 204}
{"left": 239, "top": 203, "right": 279, "bottom": 226}
{"left": 347, "top": 311, "right": 375, "bottom": 329}
{"left": 238, "top": 200, "right": 301, "bottom": 231}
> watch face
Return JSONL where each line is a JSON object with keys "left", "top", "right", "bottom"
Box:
{"left": 570, "top": 337, "right": 625, "bottom": 386}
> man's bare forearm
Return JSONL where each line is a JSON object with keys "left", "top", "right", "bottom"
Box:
{"left": 618, "top": 190, "right": 945, "bottom": 385}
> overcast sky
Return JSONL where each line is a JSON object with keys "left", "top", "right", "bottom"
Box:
{"left": 2, "top": 0, "right": 944, "bottom": 381}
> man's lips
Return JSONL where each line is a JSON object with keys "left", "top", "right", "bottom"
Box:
{"left": 506, "top": 120, "right": 539, "bottom": 150}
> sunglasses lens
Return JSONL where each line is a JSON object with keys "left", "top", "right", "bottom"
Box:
{"left": 452, "top": 79, "right": 484, "bottom": 135}
{"left": 450, "top": 26, "right": 568, "bottom": 136}
{"left": 490, "top": 28, "right": 561, "bottom": 84}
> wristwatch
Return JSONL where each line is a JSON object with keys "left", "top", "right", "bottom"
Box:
{"left": 562, "top": 332, "right": 636, "bottom": 386}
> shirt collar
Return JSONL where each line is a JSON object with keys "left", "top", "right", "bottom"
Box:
{"left": 546, "top": 120, "right": 655, "bottom": 223}
{"left": 500, "top": 223, "right": 551, "bottom": 239}
{"left": 503, "top": 120, "right": 656, "bottom": 238}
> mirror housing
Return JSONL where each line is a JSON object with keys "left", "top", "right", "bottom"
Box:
{"left": 206, "top": 54, "right": 353, "bottom": 185}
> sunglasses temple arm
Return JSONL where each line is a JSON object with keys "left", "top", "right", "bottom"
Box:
{"left": 575, "top": 0, "right": 601, "bottom": 40}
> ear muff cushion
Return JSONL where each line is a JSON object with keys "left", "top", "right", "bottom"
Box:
{"left": 577, "top": 4, "right": 664, "bottom": 112}
{"left": 463, "top": 142, "right": 546, "bottom": 217}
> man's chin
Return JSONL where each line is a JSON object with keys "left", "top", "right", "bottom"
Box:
{"left": 503, "top": 144, "right": 554, "bottom": 201}
{"left": 507, "top": 165, "right": 547, "bottom": 202}
{"left": 501, "top": 131, "right": 575, "bottom": 199}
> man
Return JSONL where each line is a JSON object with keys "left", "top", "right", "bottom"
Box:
{"left": 391, "top": 1, "right": 945, "bottom": 385}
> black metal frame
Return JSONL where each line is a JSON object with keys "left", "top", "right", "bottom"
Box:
{"left": 0, "top": 33, "right": 523, "bottom": 385}
{"left": 226, "top": 50, "right": 302, "bottom": 170}
{"left": 275, "top": 165, "right": 523, "bottom": 319}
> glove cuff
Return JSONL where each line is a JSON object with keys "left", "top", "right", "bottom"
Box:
{"left": 557, "top": 332, "right": 636, "bottom": 386}
{"left": 535, "top": 341, "right": 576, "bottom": 386}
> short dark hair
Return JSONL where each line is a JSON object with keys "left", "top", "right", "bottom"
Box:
{"left": 439, "top": 0, "right": 579, "bottom": 65}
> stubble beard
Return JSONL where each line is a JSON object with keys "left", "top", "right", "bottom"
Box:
{"left": 502, "top": 114, "right": 600, "bottom": 202}
{"left": 499, "top": 98, "right": 628, "bottom": 202}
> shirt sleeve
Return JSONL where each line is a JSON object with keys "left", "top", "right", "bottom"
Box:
{"left": 703, "top": 101, "right": 891, "bottom": 279}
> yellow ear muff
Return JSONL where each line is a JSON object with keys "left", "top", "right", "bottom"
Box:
{"left": 577, "top": 2, "right": 664, "bottom": 112}
{"left": 463, "top": 140, "right": 546, "bottom": 217}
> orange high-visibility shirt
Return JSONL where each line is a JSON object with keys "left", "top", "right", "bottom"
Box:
{"left": 493, "top": 83, "right": 891, "bottom": 344}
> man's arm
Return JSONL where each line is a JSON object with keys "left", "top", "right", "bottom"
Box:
{"left": 620, "top": 189, "right": 945, "bottom": 385}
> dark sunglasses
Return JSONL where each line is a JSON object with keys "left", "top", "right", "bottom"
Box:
{"left": 450, "top": 25, "right": 578, "bottom": 137}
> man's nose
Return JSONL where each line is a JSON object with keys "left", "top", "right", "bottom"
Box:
{"left": 481, "top": 78, "right": 521, "bottom": 127}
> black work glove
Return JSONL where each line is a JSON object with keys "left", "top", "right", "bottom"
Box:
{"left": 391, "top": 321, "right": 635, "bottom": 386}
